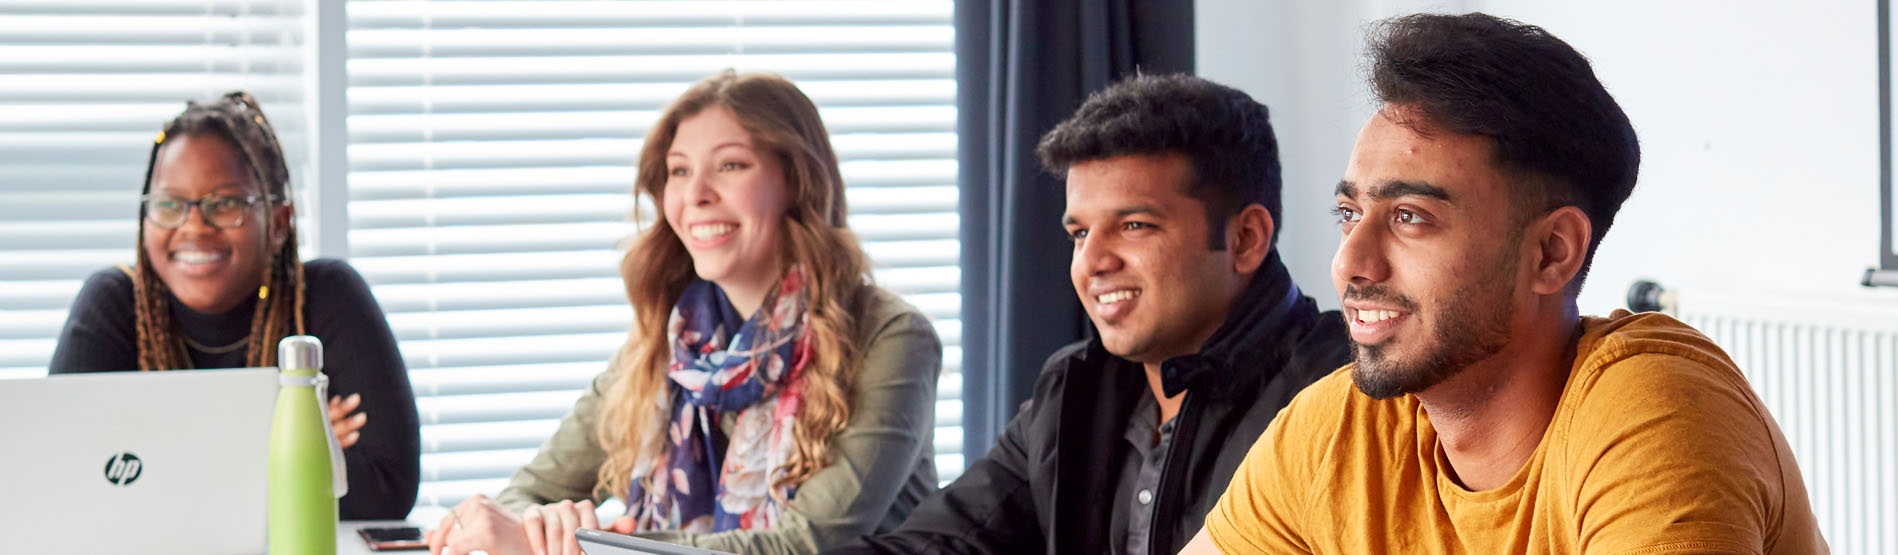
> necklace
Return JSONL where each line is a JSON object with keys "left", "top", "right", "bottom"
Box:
{"left": 183, "top": 335, "right": 249, "bottom": 354}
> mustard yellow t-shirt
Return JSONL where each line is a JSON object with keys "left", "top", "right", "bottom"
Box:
{"left": 1206, "top": 310, "right": 1826, "bottom": 554}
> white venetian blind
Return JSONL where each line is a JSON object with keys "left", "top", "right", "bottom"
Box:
{"left": 0, "top": 0, "right": 308, "bottom": 380}
{"left": 344, "top": 0, "right": 961, "bottom": 509}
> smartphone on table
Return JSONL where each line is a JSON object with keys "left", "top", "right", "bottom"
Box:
{"left": 358, "top": 525, "right": 428, "bottom": 551}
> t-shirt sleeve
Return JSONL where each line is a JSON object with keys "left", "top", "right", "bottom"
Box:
{"left": 48, "top": 267, "right": 140, "bottom": 374}
{"left": 1204, "top": 373, "right": 1331, "bottom": 554}
{"left": 1564, "top": 351, "right": 1789, "bottom": 555}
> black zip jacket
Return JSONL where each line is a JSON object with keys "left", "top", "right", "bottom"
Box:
{"left": 830, "top": 254, "right": 1351, "bottom": 554}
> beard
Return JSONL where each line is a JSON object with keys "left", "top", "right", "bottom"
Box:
{"left": 1349, "top": 258, "right": 1518, "bottom": 400}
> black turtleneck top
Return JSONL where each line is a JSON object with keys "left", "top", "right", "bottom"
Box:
{"left": 48, "top": 258, "right": 420, "bottom": 520}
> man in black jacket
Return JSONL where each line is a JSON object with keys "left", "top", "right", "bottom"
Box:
{"left": 830, "top": 74, "right": 1351, "bottom": 555}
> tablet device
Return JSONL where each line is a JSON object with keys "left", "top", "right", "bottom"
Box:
{"left": 575, "top": 528, "right": 738, "bottom": 555}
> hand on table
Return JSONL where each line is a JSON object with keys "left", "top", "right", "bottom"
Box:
{"left": 425, "top": 495, "right": 633, "bottom": 555}
{"left": 521, "top": 499, "right": 637, "bottom": 555}
{"left": 425, "top": 494, "right": 533, "bottom": 555}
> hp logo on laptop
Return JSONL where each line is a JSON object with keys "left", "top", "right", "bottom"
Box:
{"left": 103, "top": 452, "right": 142, "bottom": 486}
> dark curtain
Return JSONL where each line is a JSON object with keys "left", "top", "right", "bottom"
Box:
{"left": 956, "top": 0, "right": 1196, "bottom": 461}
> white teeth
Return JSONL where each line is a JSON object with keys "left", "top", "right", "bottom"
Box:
{"left": 1096, "top": 289, "right": 1140, "bottom": 305}
{"left": 688, "top": 223, "right": 736, "bottom": 240}
{"left": 173, "top": 250, "right": 225, "bottom": 265}
{"left": 1358, "top": 310, "right": 1401, "bottom": 324}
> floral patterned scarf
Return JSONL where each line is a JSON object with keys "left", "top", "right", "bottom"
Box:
{"left": 627, "top": 267, "right": 812, "bottom": 533}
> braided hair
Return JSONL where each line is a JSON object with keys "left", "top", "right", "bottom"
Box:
{"left": 133, "top": 91, "right": 306, "bottom": 370}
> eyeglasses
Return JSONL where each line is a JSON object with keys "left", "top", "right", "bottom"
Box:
{"left": 141, "top": 193, "right": 263, "bottom": 230}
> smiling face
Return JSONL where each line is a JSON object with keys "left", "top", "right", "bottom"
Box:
{"left": 661, "top": 105, "right": 793, "bottom": 297}
{"left": 142, "top": 133, "right": 283, "bottom": 314}
{"left": 1332, "top": 109, "right": 1527, "bottom": 399}
{"left": 1064, "top": 153, "right": 1244, "bottom": 364}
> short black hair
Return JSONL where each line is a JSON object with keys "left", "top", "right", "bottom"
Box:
{"left": 1367, "top": 13, "right": 1641, "bottom": 289}
{"left": 1037, "top": 73, "right": 1281, "bottom": 249}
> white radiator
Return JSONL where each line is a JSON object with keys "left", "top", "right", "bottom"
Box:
{"left": 1644, "top": 283, "right": 1898, "bottom": 553}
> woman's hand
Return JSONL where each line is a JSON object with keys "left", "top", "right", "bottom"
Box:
{"left": 520, "top": 499, "right": 604, "bottom": 555}
{"left": 424, "top": 494, "right": 534, "bottom": 555}
{"left": 327, "top": 393, "right": 367, "bottom": 448}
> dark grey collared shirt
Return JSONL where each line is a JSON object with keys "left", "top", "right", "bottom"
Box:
{"left": 1109, "top": 391, "right": 1177, "bottom": 555}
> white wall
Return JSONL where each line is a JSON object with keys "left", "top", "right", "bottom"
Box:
{"left": 1199, "top": 0, "right": 1891, "bottom": 314}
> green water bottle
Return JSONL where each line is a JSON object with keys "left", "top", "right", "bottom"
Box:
{"left": 270, "top": 335, "right": 347, "bottom": 554}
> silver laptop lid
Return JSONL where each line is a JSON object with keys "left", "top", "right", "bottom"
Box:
{"left": 0, "top": 368, "right": 277, "bottom": 554}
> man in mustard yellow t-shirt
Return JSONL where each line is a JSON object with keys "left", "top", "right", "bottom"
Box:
{"left": 1179, "top": 12, "right": 1827, "bottom": 555}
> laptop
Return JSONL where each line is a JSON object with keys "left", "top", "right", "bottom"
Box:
{"left": 0, "top": 368, "right": 278, "bottom": 554}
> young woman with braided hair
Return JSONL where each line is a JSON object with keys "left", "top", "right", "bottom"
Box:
{"left": 49, "top": 92, "right": 421, "bottom": 519}
{"left": 425, "top": 71, "right": 943, "bottom": 555}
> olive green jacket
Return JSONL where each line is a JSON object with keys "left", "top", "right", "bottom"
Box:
{"left": 496, "top": 287, "right": 942, "bottom": 554}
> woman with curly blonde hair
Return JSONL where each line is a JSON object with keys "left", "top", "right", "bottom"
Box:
{"left": 428, "top": 70, "right": 942, "bottom": 555}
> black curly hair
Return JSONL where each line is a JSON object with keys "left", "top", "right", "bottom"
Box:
{"left": 1037, "top": 73, "right": 1282, "bottom": 250}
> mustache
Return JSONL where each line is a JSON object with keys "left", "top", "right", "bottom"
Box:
{"left": 1343, "top": 283, "right": 1418, "bottom": 312}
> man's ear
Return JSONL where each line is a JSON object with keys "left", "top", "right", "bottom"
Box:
{"left": 1528, "top": 206, "right": 1590, "bottom": 296}
{"left": 1228, "top": 204, "right": 1275, "bottom": 274}
{"left": 271, "top": 202, "right": 295, "bottom": 250}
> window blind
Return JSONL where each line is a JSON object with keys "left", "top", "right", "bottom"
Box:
{"left": 344, "top": 0, "right": 961, "bottom": 510}
{"left": 0, "top": 0, "right": 308, "bottom": 380}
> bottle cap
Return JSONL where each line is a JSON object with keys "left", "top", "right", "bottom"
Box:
{"left": 277, "top": 335, "right": 323, "bottom": 371}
